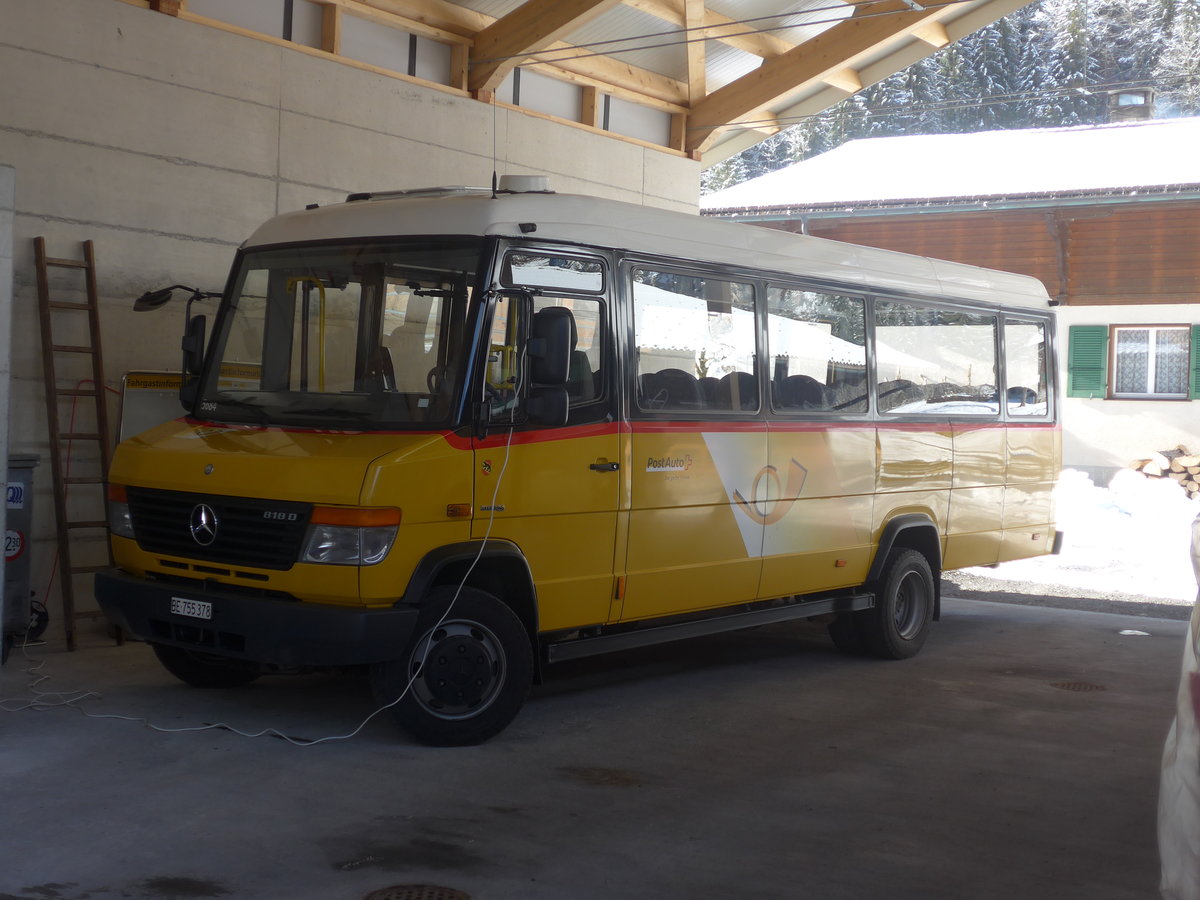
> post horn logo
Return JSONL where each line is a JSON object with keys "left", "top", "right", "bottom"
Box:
{"left": 189, "top": 504, "right": 219, "bottom": 546}
{"left": 733, "top": 459, "right": 808, "bottom": 526}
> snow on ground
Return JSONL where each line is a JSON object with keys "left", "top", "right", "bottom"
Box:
{"left": 958, "top": 468, "right": 1200, "bottom": 603}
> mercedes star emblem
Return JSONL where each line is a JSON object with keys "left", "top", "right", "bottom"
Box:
{"left": 189, "top": 504, "right": 219, "bottom": 546}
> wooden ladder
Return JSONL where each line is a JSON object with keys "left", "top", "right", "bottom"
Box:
{"left": 33, "top": 237, "right": 116, "bottom": 650}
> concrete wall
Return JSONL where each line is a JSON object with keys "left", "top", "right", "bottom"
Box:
{"left": 1057, "top": 303, "right": 1200, "bottom": 484}
{"left": 0, "top": 0, "right": 699, "bottom": 634}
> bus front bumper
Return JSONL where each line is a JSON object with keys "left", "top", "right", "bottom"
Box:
{"left": 95, "top": 569, "right": 419, "bottom": 668}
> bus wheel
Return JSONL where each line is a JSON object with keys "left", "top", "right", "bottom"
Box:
{"left": 858, "top": 549, "right": 934, "bottom": 660}
{"left": 151, "top": 644, "right": 261, "bottom": 688}
{"left": 372, "top": 587, "right": 533, "bottom": 746}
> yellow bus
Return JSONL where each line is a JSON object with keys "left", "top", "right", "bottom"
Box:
{"left": 96, "top": 177, "right": 1060, "bottom": 745}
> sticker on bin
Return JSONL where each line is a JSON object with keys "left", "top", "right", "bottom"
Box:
{"left": 170, "top": 597, "right": 212, "bottom": 620}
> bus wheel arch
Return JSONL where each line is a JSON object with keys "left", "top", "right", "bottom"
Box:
{"left": 405, "top": 540, "right": 540, "bottom": 652}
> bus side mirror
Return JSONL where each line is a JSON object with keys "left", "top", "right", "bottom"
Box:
{"left": 182, "top": 314, "right": 206, "bottom": 375}
{"left": 529, "top": 307, "right": 572, "bottom": 386}
{"left": 527, "top": 387, "right": 568, "bottom": 425}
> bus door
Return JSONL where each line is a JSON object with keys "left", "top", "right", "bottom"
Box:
{"left": 760, "top": 287, "right": 876, "bottom": 596}
{"left": 618, "top": 266, "right": 765, "bottom": 622}
{"left": 473, "top": 253, "right": 621, "bottom": 634}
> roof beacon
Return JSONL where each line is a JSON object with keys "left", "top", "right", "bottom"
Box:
{"left": 498, "top": 175, "right": 553, "bottom": 194}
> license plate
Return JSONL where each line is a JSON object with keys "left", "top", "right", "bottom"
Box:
{"left": 170, "top": 597, "right": 212, "bottom": 620}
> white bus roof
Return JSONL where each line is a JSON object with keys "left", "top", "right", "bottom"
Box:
{"left": 244, "top": 187, "right": 1052, "bottom": 311}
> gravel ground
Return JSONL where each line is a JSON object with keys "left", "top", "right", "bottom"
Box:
{"left": 943, "top": 568, "right": 1197, "bottom": 621}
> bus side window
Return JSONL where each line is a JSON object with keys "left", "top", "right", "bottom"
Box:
{"left": 1005, "top": 319, "right": 1049, "bottom": 416}
{"left": 767, "top": 287, "right": 867, "bottom": 413}
{"left": 533, "top": 295, "right": 604, "bottom": 409}
{"left": 632, "top": 267, "right": 756, "bottom": 412}
{"left": 486, "top": 295, "right": 525, "bottom": 423}
{"left": 875, "top": 300, "right": 999, "bottom": 415}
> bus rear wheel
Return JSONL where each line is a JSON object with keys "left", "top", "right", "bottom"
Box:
{"left": 853, "top": 548, "right": 935, "bottom": 660}
{"left": 371, "top": 587, "right": 533, "bottom": 746}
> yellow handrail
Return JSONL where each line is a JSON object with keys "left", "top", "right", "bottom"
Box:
{"left": 286, "top": 276, "right": 328, "bottom": 391}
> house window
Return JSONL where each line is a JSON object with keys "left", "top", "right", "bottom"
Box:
{"left": 1112, "top": 326, "right": 1190, "bottom": 399}
{"left": 1067, "top": 324, "right": 1200, "bottom": 400}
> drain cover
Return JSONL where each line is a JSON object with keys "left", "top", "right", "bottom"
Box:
{"left": 1050, "top": 681, "right": 1107, "bottom": 692}
{"left": 364, "top": 887, "right": 471, "bottom": 900}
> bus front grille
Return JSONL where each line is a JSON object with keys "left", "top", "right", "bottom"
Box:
{"left": 126, "top": 487, "right": 312, "bottom": 571}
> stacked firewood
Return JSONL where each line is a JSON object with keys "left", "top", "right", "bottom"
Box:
{"left": 1131, "top": 446, "right": 1200, "bottom": 496}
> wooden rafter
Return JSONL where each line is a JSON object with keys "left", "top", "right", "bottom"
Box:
{"left": 353, "top": 0, "right": 687, "bottom": 105}
{"left": 685, "top": 0, "right": 952, "bottom": 153}
{"left": 623, "top": 0, "right": 796, "bottom": 58}
{"left": 468, "top": 0, "right": 625, "bottom": 93}
{"left": 683, "top": 0, "right": 705, "bottom": 102}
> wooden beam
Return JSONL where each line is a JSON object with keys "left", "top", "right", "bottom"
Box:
{"left": 912, "top": 21, "right": 951, "bottom": 47}
{"left": 623, "top": 0, "right": 795, "bottom": 58}
{"left": 684, "top": 0, "right": 705, "bottom": 102}
{"left": 581, "top": 85, "right": 602, "bottom": 128}
{"left": 450, "top": 42, "right": 469, "bottom": 90}
{"left": 321, "top": 0, "right": 468, "bottom": 45}
{"left": 351, "top": 0, "right": 687, "bottom": 105}
{"left": 150, "top": 0, "right": 183, "bottom": 14}
{"left": 670, "top": 112, "right": 686, "bottom": 151}
{"left": 469, "top": 0, "right": 624, "bottom": 93}
{"left": 321, "top": 4, "right": 342, "bottom": 55}
{"left": 824, "top": 67, "right": 862, "bottom": 94}
{"left": 686, "top": 0, "right": 947, "bottom": 153}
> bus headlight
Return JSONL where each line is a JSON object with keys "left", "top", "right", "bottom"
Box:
{"left": 299, "top": 507, "right": 400, "bottom": 566}
{"left": 107, "top": 484, "right": 135, "bottom": 539}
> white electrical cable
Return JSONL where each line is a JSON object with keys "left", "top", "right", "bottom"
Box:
{"left": 2, "top": 331, "right": 525, "bottom": 747}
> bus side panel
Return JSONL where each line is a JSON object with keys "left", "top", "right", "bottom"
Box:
{"left": 759, "top": 425, "right": 875, "bottom": 597}
{"left": 1000, "top": 425, "right": 1060, "bottom": 562}
{"left": 876, "top": 426, "right": 953, "bottom": 493}
{"left": 468, "top": 430, "right": 621, "bottom": 633}
{"left": 943, "top": 424, "right": 1005, "bottom": 570}
{"left": 873, "top": 426, "right": 952, "bottom": 564}
{"left": 621, "top": 428, "right": 764, "bottom": 621}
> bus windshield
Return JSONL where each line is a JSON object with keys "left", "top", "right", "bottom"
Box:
{"left": 195, "top": 239, "right": 483, "bottom": 428}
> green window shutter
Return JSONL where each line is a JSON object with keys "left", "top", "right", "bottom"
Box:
{"left": 1067, "top": 325, "right": 1109, "bottom": 398}
{"left": 1191, "top": 324, "right": 1200, "bottom": 399}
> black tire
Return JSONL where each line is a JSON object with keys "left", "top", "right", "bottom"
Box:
{"left": 152, "top": 644, "right": 262, "bottom": 688}
{"left": 370, "top": 587, "right": 533, "bottom": 746}
{"left": 857, "top": 548, "right": 935, "bottom": 660}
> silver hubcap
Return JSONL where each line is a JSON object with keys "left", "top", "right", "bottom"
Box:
{"left": 407, "top": 619, "right": 506, "bottom": 720}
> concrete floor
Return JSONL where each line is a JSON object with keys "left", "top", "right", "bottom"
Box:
{"left": 0, "top": 597, "right": 1186, "bottom": 900}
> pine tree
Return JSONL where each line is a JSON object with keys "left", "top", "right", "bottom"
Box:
{"left": 701, "top": 0, "right": 1198, "bottom": 194}
{"left": 1157, "top": 0, "right": 1200, "bottom": 114}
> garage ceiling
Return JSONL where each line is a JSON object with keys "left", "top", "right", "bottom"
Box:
{"left": 349, "top": 0, "right": 1036, "bottom": 165}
